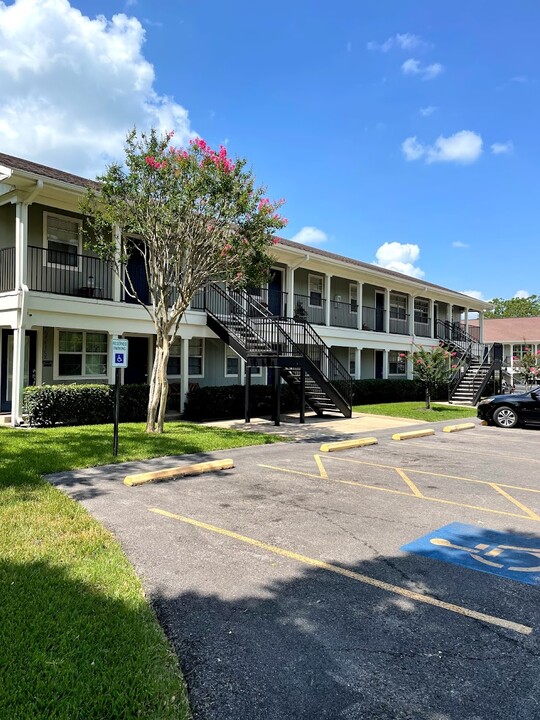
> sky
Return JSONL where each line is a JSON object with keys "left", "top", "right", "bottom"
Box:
{"left": 0, "top": 0, "right": 538, "bottom": 303}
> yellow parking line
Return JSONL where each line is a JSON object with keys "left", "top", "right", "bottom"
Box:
{"left": 258, "top": 456, "right": 540, "bottom": 523}
{"left": 404, "top": 441, "right": 540, "bottom": 465}
{"left": 395, "top": 468, "right": 423, "bottom": 497}
{"left": 149, "top": 507, "right": 532, "bottom": 636}
{"left": 490, "top": 484, "right": 540, "bottom": 521}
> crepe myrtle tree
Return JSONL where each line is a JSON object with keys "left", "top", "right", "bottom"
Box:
{"left": 82, "top": 129, "right": 287, "bottom": 433}
{"left": 400, "top": 344, "right": 456, "bottom": 409}
{"left": 513, "top": 346, "right": 540, "bottom": 389}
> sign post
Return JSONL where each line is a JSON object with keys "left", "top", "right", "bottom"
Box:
{"left": 111, "top": 339, "right": 129, "bottom": 456}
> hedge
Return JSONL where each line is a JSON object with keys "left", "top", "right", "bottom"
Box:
{"left": 23, "top": 384, "right": 149, "bottom": 427}
{"left": 182, "top": 384, "right": 300, "bottom": 421}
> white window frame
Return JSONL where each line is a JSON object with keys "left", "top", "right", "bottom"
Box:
{"left": 188, "top": 338, "right": 204, "bottom": 378}
{"left": 308, "top": 274, "right": 323, "bottom": 308}
{"left": 225, "top": 346, "right": 240, "bottom": 377}
{"left": 414, "top": 298, "right": 429, "bottom": 324}
{"left": 43, "top": 212, "right": 82, "bottom": 271}
{"left": 167, "top": 337, "right": 182, "bottom": 378}
{"left": 349, "top": 283, "right": 358, "bottom": 314}
{"left": 54, "top": 329, "right": 108, "bottom": 380}
{"left": 388, "top": 350, "right": 407, "bottom": 376}
{"left": 390, "top": 293, "right": 407, "bottom": 320}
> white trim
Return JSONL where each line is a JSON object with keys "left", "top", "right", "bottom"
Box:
{"left": 53, "top": 328, "right": 108, "bottom": 381}
{"left": 43, "top": 211, "right": 82, "bottom": 271}
{"left": 188, "top": 337, "right": 204, "bottom": 378}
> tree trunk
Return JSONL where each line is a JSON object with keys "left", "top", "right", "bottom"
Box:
{"left": 145, "top": 333, "right": 171, "bottom": 433}
{"left": 425, "top": 385, "right": 431, "bottom": 410}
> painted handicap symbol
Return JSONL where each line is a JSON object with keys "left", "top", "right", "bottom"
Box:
{"left": 430, "top": 538, "right": 540, "bottom": 573}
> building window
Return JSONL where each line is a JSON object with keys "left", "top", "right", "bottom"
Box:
{"left": 349, "top": 284, "right": 358, "bottom": 314}
{"left": 44, "top": 213, "right": 82, "bottom": 269}
{"left": 389, "top": 350, "right": 407, "bottom": 375}
{"left": 390, "top": 293, "right": 407, "bottom": 320}
{"left": 512, "top": 344, "right": 534, "bottom": 361}
{"left": 188, "top": 338, "right": 204, "bottom": 376}
{"left": 348, "top": 348, "right": 356, "bottom": 375}
{"left": 225, "top": 346, "right": 239, "bottom": 376}
{"left": 57, "top": 330, "right": 107, "bottom": 378}
{"left": 308, "top": 274, "right": 323, "bottom": 307}
{"left": 167, "top": 337, "right": 181, "bottom": 376}
{"left": 414, "top": 299, "right": 429, "bottom": 324}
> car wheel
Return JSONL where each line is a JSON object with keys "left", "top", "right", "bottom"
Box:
{"left": 492, "top": 406, "right": 519, "bottom": 429}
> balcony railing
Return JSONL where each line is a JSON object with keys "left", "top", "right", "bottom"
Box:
{"left": 293, "top": 293, "right": 326, "bottom": 325}
{"left": 0, "top": 247, "right": 15, "bottom": 293}
{"left": 330, "top": 299, "right": 358, "bottom": 329}
{"left": 362, "top": 305, "right": 385, "bottom": 332}
{"left": 414, "top": 318, "right": 431, "bottom": 337}
{"left": 27, "top": 245, "right": 113, "bottom": 299}
{"left": 389, "top": 314, "right": 409, "bottom": 335}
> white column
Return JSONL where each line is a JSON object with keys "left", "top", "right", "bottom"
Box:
{"left": 354, "top": 347, "right": 361, "bottom": 379}
{"left": 108, "top": 334, "right": 118, "bottom": 384}
{"left": 384, "top": 289, "right": 391, "bottom": 334}
{"left": 239, "top": 358, "right": 245, "bottom": 386}
{"left": 382, "top": 349, "right": 389, "bottom": 379}
{"left": 286, "top": 267, "right": 295, "bottom": 318}
{"left": 14, "top": 202, "right": 28, "bottom": 290}
{"left": 429, "top": 299, "right": 435, "bottom": 338}
{"left": 10, "top": 328, "right": 24, "bottom": 425}
{"left": 479, "top": 311, "right": 485, "bottom": 344}
{"left": 112, "top": 224, "right": 122, "bottom": 302}
{"left": 180, "top": 336, "right": 190, "bottom": 412}
{"left": 325, "top": 274, "right": 331, "bottom": 326}
{"left": 464, "top": 308, "right": 469, "bottom": 335}
{"left": 357, "top": 282, "right": 363, "bottom": 330}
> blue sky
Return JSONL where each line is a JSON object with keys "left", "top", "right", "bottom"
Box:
{"left": 1, "top": 0, "right": 538, "bottom": 302}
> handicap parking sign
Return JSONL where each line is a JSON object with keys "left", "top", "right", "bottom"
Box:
{"left": 111, "top": 339, "right": 129, "bottom": 368}
{"left": 401, "top": 522, "right": 540, "bottom": 586}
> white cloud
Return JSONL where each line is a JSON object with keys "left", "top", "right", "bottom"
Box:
{"left": 514, "top": 289, "right": 531, "bottom": 299}
{"left": 419, "top": 105, "right": 437, "bottom": 116}
{"left": 0, "top": 0, "right": 196, "bottom": 177}
{"left": 289, "top": 226, "right": 328, "bottom": 246}
{"left": 367, "top": 33, "right": 429, "bottom": 52}
{"left": 452, "top": 241, "right": 468, "bottom": 248}
{"left": 374, "top": 242, "right": 424, "bottom": 278}
{"left": 402, "top": 130, "right": 483, "bottom": 164}
{"left": 491, "top": 141, "right": 514, "bottom": 155}
{"left": 402, "top": 58, "right": 443, "bottom": 80}
{"left": 460, "top": 290, "right": 485, "bottom": 300}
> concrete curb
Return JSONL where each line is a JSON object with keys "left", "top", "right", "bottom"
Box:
{"left": 124, "top": 459, "right": 234, "bottom": 486}
{"left": 320, "top": 437, "right": 378, "bottom": 453}
{"left": 442, "top": 423, "right": 476, "bottom": 433}
{"left": 392, "top": 429, "right": 436, "bottom": 441}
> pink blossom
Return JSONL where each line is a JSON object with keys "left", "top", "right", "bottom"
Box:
{"left": 416, "top": 359, "right": 423, "bottom": 364}
{"left": 272, "top": 238, "right": 279, "bottom": 245}
{"left": 399, "top": 353, "right": 406, "bottom": 358}
{"left": 451, "top": 364, "right": 457, "bottom": 369}
{"left": 451, "top": 351, "right": 457, "bottom": 357}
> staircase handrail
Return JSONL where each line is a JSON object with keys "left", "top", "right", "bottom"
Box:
{"left": 209, "top": 283, "right": 353, "bottom": 410}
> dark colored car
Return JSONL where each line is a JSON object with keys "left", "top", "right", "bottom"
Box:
{"left": 477, "top": 387, "right": 540, "bottom": 428}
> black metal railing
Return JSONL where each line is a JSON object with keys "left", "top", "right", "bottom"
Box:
{"left": 436, "top": 319, "right": 480, "bottom": 345}
{"left": 0, "top": 247, "right": 15, "bottom": 292}
{"left": 27, "top": 245, "right": 113, "bottom": 299}
{"left": 389, "top": 314, "right": 409, "bottom": 335}
{"left": 293, "top": 293, "right": 326, "bottom": 325}
{"left": 330, "top": 299, "right": 357, "bottom": 329}
{"left": 362, "top": 305, "right": 385, "bottom": 332}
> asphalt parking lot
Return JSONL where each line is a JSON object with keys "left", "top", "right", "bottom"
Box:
{"left": 50, "top": 422, "right": 540, "bottom": 720}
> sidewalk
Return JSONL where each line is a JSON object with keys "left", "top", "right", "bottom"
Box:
{"left": 202, "top": 411, "right": 427, "bottom": 440}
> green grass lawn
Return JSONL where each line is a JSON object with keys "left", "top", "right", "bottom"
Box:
{"left": 353, "top": 401, "right": 476, "bottom": 422}
{"left": 0, "top": 421, "right": 282, "bottom": 719}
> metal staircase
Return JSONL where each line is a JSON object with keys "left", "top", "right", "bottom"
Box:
{"left": 201, "top": 283, "right": 353, "bottom": 417}
{"left": 436, "top": 320, "right": 503, "bottom": 406}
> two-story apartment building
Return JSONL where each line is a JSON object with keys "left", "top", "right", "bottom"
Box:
{"left": 0, "top": 152, "right": 492, "bottom": 425}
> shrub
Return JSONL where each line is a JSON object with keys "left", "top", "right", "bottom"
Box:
{"left": 350, "top": 378, "right": 447, "bottom": 405}
{"left": 183, "top": 383, "right": 300, "bottom": 421}
{"left": 23, "top": 384, "right": 149, "bottom": 426}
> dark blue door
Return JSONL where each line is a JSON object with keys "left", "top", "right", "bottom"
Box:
{"left": 268, "top": 270, "right": 283, "bottom": 316}
{"left": 125, "top": 251, "right": 150, "bottom": 305}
